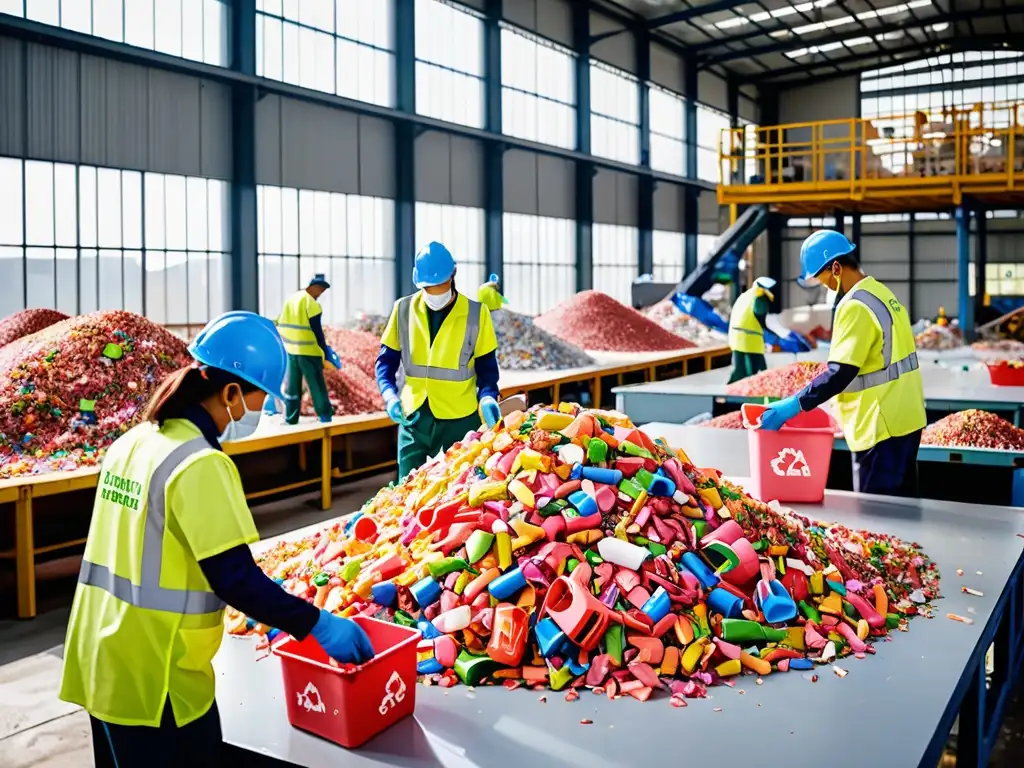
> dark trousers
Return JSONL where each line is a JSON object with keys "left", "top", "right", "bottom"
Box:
{"left": 851, "top": 429, "right": 922, "bottom": 497}
{"left": 284, "top": 353, "right": 332, "bottom": 424}
{"left": 91, "top": 701, "right": 222, "bottom": 768}
{"left": 728, "top": 351, "right": 768, "bottom": 384}
{"left": 397, "top": 404, "right": 480, "bottom": 480}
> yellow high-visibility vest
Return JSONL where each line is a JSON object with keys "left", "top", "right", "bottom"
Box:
{"left": 829, "top": 277, "right": 926, "bottom": 452}
{"left": 60, "top": 419, "right": 259, "bottom": 727}
{"left": 277, "top": 290, "right": 324, "bottom": 358}
{"left": 728, "top": 287, "right": 766, "bottom": 354}
{"left": 381, "top": 292, "right": 498, "bottom": 420}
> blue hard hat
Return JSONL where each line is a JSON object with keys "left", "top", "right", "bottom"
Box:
{"left": 189, "top": 311, "right": 287, "bottom": 400}
{"left": 309, "top": 273, "right": 330, "bottom": 290}
{"left": 798, "top": 230, "right": 855, "bottom": 287}
{"left": 413, "top": 242, "right": 456, "bottom": 289}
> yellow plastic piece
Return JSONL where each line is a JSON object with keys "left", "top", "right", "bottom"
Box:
{"left": 681, "top": 505, "right": 703, "bottom": 519}
{"left": 784, "top": 626, "right": 805, "bottom": 651}
{"left": 856, "top": 619, "right": 870, "bottom": 641}
{"left": 681, "top": 637, "right": 707, "bottom": 674}
{"left": 509, "top": 518, "right": 545, "bottom": 550}
{"left": 468, "top": 480, "right": 510, "bottom": 507}
{"left": 768, "top": 545, "right": 789, "bottom": 557}
{"left": 516, "top": 583, "right": 537, "bottom": 610}
{"left": 615, "top": 489, "right": 648, "bottom": 541}
{"left": 692, "top": 603, "right": 710, "bottom": 636}
{"left": 496, "top": 531, "right": 513, "bottom": 569}
{"left": 517, "top": 448, "right": 551, "bottom": 472}
{"left": 674, "top": 615, "right": 695, "bottom": 646}
{"left": 715, "top": 659, "right": 742, "bottom": 677}
{"left": 809, "top": 571, "right": 825, "bottom": 595}
{"left": 566, "top": 529, "right": 603, "bottom": 546}
{"left": 453, "top": 571, "right": 473, "bottom": 595}
{"left": 819, "top": 592, "right": 843, "bottom": 616}
{"left": 535, "top": 411, "right": 574, "bottom": 431}
{"left": 548, "top": 664, "right": 576, "bottom": 691}
{"left": 507, "top": 478, "right": 536, "bottom": 508}
{"left": 698, "top": 487, "right": 722, "bottom": 510}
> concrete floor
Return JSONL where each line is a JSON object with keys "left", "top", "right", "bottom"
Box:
{"left": 1, "top": 470, "right": 1022, "bottom": 767}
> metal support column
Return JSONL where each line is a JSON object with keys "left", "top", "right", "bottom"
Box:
{"left": 850, "top": 212, "right": 861, "bottom": 252}
{"left": 766, "top": 213, "right": 784, "bottom": 313}
{"left": 832, "top": 210, "right": 845, "bottom": 235}
{"left": 907, "top": 213, "right": 916, "bottom": 319}
{"left": 483, "top": 0, "right": 503, "bottom": 283}
{"left": 229, "top": 0, "right": 258, "bottom": 312}
{"left": 636, "top": 28, "right": 653, "bottom": 279}
{"left": 394, "top": 0, "right": 417, "bottom": 299}
{"left": 574, "top": 4, "right": 594, "bottom": 292}
{"left": 683, "top": 56, "right": 698, "bottom": 275}
{"left": 956, "top": 204, "right": 974, "bottom": 339}
{"left": 975, "top": 205, "right": 988, "bottom": 327}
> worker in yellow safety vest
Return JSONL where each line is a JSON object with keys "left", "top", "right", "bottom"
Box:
{"left": 376, "top": 242, "right": 501, "bottom": 479}
{"left": 728, "top": 276, "right": 776, "bottom": 383}
{"left": 60, "top": 312, "right": 374, "bottom": 766}
{"left": 757, "top": 230, "right": 926, "bottom": 496}
{"left": 276, "top": 274, "right": 342, "bottom": 425}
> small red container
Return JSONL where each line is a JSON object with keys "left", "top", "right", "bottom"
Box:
{"left": 273, "top": 617, "right": 421, "bottom": 748}
{"left": 986, "top": 361, "right": 1024, "bottom": 387}
{"left": 741, "top": 403, "right": 837, "bottom": 504}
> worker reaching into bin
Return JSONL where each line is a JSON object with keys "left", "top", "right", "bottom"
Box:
{"left": 728, "top": 276, "right": 776, "bottom": 383}
{"left": 276, "top": 274, "right": 342, "bottom": 425}
{"left": 756, "top": 230, "right": 926, "bottom": 497}
{"left": 376, "top": 241, "right": 501, "bottom": 480}
{"left": 59, "top": 312, "right": 374, "bottom": 765}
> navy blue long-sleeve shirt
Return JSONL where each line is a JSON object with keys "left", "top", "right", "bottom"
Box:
{"left": 795, "top": 361, "right": 859, "bottom": 411}
{"left": 183, "top": 405, "right": 320, "bottom": 639}
{"left": 309, "top": 313, "right": 330, "bottom": 357}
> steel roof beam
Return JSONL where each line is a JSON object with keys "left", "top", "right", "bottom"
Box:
{"left": 590, "top": 0, "right": 755, "bottom": 43}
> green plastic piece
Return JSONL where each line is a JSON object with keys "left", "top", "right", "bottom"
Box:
{"left": 102, "top": 343, "right": 123, "bottom": 360}
{"left": 604, "top": 623, "right": 624, "bottom": 665}
{"left": 633, "top": 536, "right": 650, "bottom": 546}
{"left": 634, "top": 468, "right": 655, "bottom": 491}
{"left": 885, "top": 613, "right": 901, "bottom": 630}
{"left": 647, "top": 542, "right": 667, "bottom": 558}
{"left": 691, "top": 520, "right": 709, "bottom": 539}
{"left": 842, "top": 602, "right": 856, "bottom": 619}
{"left": 586, "top": 438, "right": 608, "bottom": 464}
{"left": 562, "top": 506, "right": 581, "bottom": 520}
{"left": 465, "top": 531, "right": 495, "bottom": 564}
{"left": 428, "top": 558, "right": 471, "bottom": 579}
{"left": 340, "top": 558, "right": 363, "bottom": 581}
{"left": 617, "top": 477, "right": 644, "bottom": 500}
{"left": 79, "top": 398, "right": 96, "bottom": 412}
{"left": 453, "top": 651, "right": 503, "bottom": 686}
{"left": 540, "top": 498, "right": 569, "bottom": 518}
{"left": 312, "top": 572, "right": 330, "bottom": 587}
{"left": 752, "top": 539, "right": 768, "bottom": 552}
{"left": 549, "top": 664, "right": 575, "bottom": 691}
{"left": 826, "top": 580, "right": 847, "bottom": 596}
{"left": 566, "top": 558, "right": 579, "bottom": 573}
{"left": 719, "top": 619, "right": 787, "bottom": 644}
{"left": 798, "top": 600, "right": 821, "bottom": 623}
{"left": 584, "top": 550, "right": 603, "bottom": 567}
{"left": 619, "top": 440, "right": 654, "bottom": 459}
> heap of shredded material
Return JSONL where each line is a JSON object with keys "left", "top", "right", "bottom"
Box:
{"left": 491, "top": 310, "right": 595, "bottom": 371}
{"left": 228, "top": 403, "right": 939, "bottom": 703}
{"left": 913, "top": 323, "right": 962, "bottom": 351}
{"left": 343, "top": 313, "right": 389, "bottom": 339}
{"left": 305, "top": 366, "right": 385, "bottom": 418}
{"left": 922, "top": 409, "right": 1024, "bottom": 451}
{"left": 324, "top": 327, "right": 381, "bottom": 379}
{"left": 0, "top": 311, "right": 189, "bottom": 478}
{"left": 644, "top": 299, "right": 727, "bottom": 348}
{"left": 699, "top": 411, "right": 745, "bottom": 429}
{"left": 0, "top": 309, "right": 70, "bottom": 349}
{"left": 535, "top": 291, "right": 697, "bottom": 353}
{"left": 725, "top": 362, "right": 829, "bottom": 399}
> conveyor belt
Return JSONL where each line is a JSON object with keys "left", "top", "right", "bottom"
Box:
{"left": 214, "top": 491, "right": 1024, "bottom": 768}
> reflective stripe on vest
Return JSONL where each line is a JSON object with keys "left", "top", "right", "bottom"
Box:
{"left": 396, "top": 296, "right": 481, "bottom": 383}
{"left": 843, "top": 291, "right": 920, "bottom": 395}
{"left": 78, "top": 437, "right": 224, "bottom": 616}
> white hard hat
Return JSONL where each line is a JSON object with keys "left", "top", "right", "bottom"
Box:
{"left": 754, "top": 276, "right": 777, "bottom": 290}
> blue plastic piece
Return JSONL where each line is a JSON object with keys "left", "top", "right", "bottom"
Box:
{"left": 567, "top": 490, "right": 599, "bottom": 517}
{"left": 189, "top": 311, "right": 288, "bottom": 400}
{"left": 267, "top": 628, "right": 282, "bottom": 643}
{"left": 566, "top": 655, "right": 590, "bottom": 676}
{"left": 534, "top": 618, "right": 568, "bottom": 658}
{"left": 416, "top": 619, "right": 442, "bottom": 640}
{"left": 417, "top": 657, "right": 445, "bottom": 675}
{"left": 410, "top": 576, "right": 442, "bottom": 607}
{"left": 679, "top": 552, "right": 720, "bottom": 590}
{"left": 789, "top": 658, "right": 815, "bottom": 670}
{"left": 580, "top": 466, "right": 623, "bottom": 486}
{"left": 488, "top": 567, "right": 527, "bottom": 600}
{"left": 640, "top": 586, "right": 671, "bottom": 623}
{"left": 413, "top": 241, "right": 456, "bottom": 288}
{"left": 645, "top": 473, "right": 675, "bottom": 497}
{"left": 371, "top": 581, "right": 398, "bottom": 607}
{"left": 344, "top": 511, "right": 363, "bottom": 536}
{"left": 569, "top": 463, "right": 583, "bottom": 480}
{"left": 706, "top": 588, "right": 744, "bottom": 618}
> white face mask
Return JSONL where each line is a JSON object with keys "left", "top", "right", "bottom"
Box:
{"left": 423, "top": 288, "right": 452, "bottom": 311}
{"left": 220, "top": 398, "right": 262, "bottom": 443}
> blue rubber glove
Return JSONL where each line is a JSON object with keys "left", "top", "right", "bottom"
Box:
{"left": 386, "top": 397, "right": 420, "bottom": 427}
{"left": 759, "top": 396, "right": 802, "bottom": 431}
{"left": 325, "top": 346, "right": 342, "bottom": 370}
{"left": 479, "top": 396, "right": 501, "bottom": 429}
{"left": 309, "top": 610, "right": 375, "bottom": 665}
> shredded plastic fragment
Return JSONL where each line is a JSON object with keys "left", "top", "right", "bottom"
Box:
{"left": 947, "top": 613, "right": 973, "bottom": 625}
{"left": 922, "top": 409, "right": 1024, "bottom": 451}
{"left": 0, "top": 308, "right": 69, "bottom": 350}
{"left": 699, "top": 411, "right": 745, "bottom": 430}
{"left": 960, "top": 586, "right": 983, "bottom": 597}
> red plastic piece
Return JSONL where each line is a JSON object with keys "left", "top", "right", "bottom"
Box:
{"left": 986, "top": 362, "right": 1024, "bottom": 386}
{"left": 541, "top": 576, "right": 613, "bottom": 651}
{"left": 488, "top": 604, "right": 530, "bottom": 666}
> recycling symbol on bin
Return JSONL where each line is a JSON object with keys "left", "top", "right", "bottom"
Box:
{"left": 378, "top": 671, "right": 408, "bottom": 716}
{"left": 770, "top": 448, "right": 811, "bottom": 478}
{"left": 296, "top": 682, "right": 326, "bottom": 714}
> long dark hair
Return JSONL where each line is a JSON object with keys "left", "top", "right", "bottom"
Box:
{"left": 142, "top": 365, "right": 261, "bottom": 425}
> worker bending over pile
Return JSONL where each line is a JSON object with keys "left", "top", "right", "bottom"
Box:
{"left": 276, "top": 274, "right": 342, "bottom": 424}
{"left": 758, "top": 231, "right": 925, "bottom": 496}
{"left": 376, "top": 242, "right": 501, "bottom": 479}
{"left": 728, "top": 276, "right": 776, "bottom": 383}
{"left": 61, "top": 312, "right": 373, "bottom": 766}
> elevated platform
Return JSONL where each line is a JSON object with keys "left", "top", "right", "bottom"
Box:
{"left": 718, "top": 101, "right": 1024, "bottom": 214}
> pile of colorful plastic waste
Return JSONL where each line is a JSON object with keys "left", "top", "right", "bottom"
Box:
{"left": 491, "top": 311, "right": 595, "bottom": 371}
{"left": 0, "top": 308, "right": 70, "bottom": 350}
{"left": 912, "top": 320, "right": 962, "bottom": 351}
{"left": 323, "top": 327, "right": 380, "bottom": 379}
{"left": 0, "top": 311, "right": 190, "bottom": 478}
{"left": 922, "top": 409, "right": 1024, "bottom": 451}
{"left": 725, "top": 362, "right": 829, "bottom": 399}
{"left": 229, "top": 403, "right": 939, "bottom": 703}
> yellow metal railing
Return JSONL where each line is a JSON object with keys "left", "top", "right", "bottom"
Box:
{"left": 718, "top": 100, "right": 1024, "bottom": 203}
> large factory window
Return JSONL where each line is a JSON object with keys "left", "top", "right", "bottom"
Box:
{"left": 652, "top": 230, "right": 684, "bottom": 283}
{"left": 593, "top": 223, "right": 639, "bottom": 306}
{"left": 258, "top": 185, "right": 395, "bottom": 324}
{"left": 649, "top": 86, "right": 685, "bottom": 176}
{"left": 503, "top": 214, "right": 577, "bottom": 316}
{"left": 500, "top": 27, "right": 576, "bottom": 150}
{"left": 415, "top": 0, "right": 485, "bottom": 129}
{"left": 590, "top": 62, "right": 640, "bottom": 166}
{"left": 696, "top": 105, "right": 730, "bottom": 184}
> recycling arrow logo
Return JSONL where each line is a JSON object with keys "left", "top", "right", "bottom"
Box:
{"left": 770, "top": 447, "right": 811, "bottom": 477}
{"left": 378, "top": 670, "right": 408, "bottom": 715}
{"left": 296, "top": 682, "right": 326, "bottom": 714}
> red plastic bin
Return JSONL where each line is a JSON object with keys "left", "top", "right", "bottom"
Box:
{"left": 986, "top": 361, "right": 1024, "bottom": 387}
{"left": 741, "top": 403, "right": 838, "bottom": 504}
{"left": 273, "top": 617, "right": 421, "bottom": 748}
